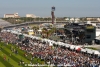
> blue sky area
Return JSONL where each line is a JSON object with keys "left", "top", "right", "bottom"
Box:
{"left": 0, "top": 0, "right": 100, "bottom": 17}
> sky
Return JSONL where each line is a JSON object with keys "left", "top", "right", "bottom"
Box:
{"left": 0, "top": 0, "right": 100, "bottom": 17}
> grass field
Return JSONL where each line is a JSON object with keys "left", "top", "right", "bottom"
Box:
{"left": 84, "top": 47, "right": 99, "bottom": 50}
{"left": 0, "top": 42, "right": 46, "bottom": 67}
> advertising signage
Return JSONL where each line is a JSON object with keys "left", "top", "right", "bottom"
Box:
{"left": 86, "top": 26, "right": 94, "bottom": 29}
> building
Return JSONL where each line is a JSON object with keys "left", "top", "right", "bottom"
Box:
{"left": 97, "top": 18, "right": 100, "bottom": 22}
{"left": 26, "top": 14, "right": 36, "bottom": 18}
{"left": 65, "top": 18, "right": 80, "bottom": 22}
{"left": 4, "top": 13, "right": 19, "bottom": 18}
{"left": 85, "top": 17, "right": 100, "bottom": 22}
{"left": 0, "top": 19, "right": 12, "bottom": 27}
{"left": 64, "top": 22, "right": 96, "bottom": 45}
{"left": 86, "top": 17, "right": 97, "bottom": 21}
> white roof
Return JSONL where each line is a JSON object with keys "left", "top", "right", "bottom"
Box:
{"left": 94, "top": 50, "right": 100, "bottom": 55}
{"left": 75, "top": 46, "right": 81, "bottom": 50}
{"left": 64, "top": 44, "right": 70, "bottom": 48}
{"left": 70, "top": 45, "right": 76, "bottom": 49}
{"left": 86, "top": 48, "right": 94, "bottom": 54}
{"left": 96, "top": 35, "right": 100, "bottom": 40}
{"left": 87, "top": 21, "right": 91, "bottom": 24}
{"left": 96, "top": 31, "right": 100, "bottom": 37}
{"left": 81, "top": 48, "right": 87, "bottom": 52}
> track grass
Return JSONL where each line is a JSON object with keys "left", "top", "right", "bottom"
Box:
{"left": 0, "top": 42, "right": 46, "bottom": 67}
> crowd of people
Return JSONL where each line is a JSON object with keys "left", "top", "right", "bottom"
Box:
{"left": 0, "top": 31, "right": 100, "bottom": 67}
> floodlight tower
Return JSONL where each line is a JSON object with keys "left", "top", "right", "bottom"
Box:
{"left": 51, "top": 6, "right": 55, "bottom": 24}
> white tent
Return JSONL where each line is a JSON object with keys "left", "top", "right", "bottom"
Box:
{"left": 11, "top": 30, "right": 21, "bottom": 35}
{"left": 64, "top": 44, "right": 70, "bottom": 48}
{"left": 49, "top": 42, "right": 53, "bottom": 46}
{"left": 53, "top": 41, "right": 58, "bottom": 45}
{"left": 38, "top": 29, "right": 42, "bottom": 32}
{"left": 87, "top": 21, "right": 91, "bottom": 24}
{"left": 86, "top": 49, "right": 94, "bottom": 54}
{"left": 81, "top": 48, "right": 87, "bottom": 52}
{"left": 94, "top": 50, "right": 100, "bottom": 55}
{"left": 57, "top": 42, "right": 64, "bottom": 46}
{"left": 49, "top": 40, "right": 56, "bottom": 44}
{"left": 75, "top": 46, "right": 82, "bottom": 50}
{"left": 70, "top": 45, "right": 76, "bottom": 50}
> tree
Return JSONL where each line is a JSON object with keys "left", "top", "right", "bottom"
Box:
{"left": 80, "top": 17, "right": 87, "bottom": 22}
{"left": 32, "top": 26, "right": 39, "bottom": 31}
{"left": 41, "top": 27, "right": 56, "bottom": 38}
{"left": 42, "top": 28, "right": 47, "bottom": 38}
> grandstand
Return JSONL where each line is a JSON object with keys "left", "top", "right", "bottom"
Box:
{"left": 0, "top": 19, "right": 12, "bottom": 27}
{"left": 0, "top": 29, "right": 100, "bottom": 67}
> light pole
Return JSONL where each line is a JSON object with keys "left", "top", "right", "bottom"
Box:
{"left": 92, "top": 40, "right": 95, "bottom": 45}
{"left": 71, "top": 29, "right": 74, "bottom": 44}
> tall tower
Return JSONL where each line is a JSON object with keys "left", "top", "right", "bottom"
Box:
{"left": 51, "top": 6, "right": 55, "bottom": 24}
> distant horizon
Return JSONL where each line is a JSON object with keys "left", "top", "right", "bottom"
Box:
{"left": 1, "top": 13, "right": 100, "bottom": 18}
{"left": 0, "top": 0, "right": 100, "bottom": 17}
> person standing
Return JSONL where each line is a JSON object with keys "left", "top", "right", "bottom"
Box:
{"left": 8, "top": 58, "right": 10, "bottom": 62}
{"left": 4, "top": 55, "right": 6, "bottom": 61}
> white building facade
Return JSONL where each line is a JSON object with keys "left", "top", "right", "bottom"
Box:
{"left": 26, "top": 14, "right": 36, "bottom": 18}
{"left": 4, "top": 13, "right": 19, "bottom": 18}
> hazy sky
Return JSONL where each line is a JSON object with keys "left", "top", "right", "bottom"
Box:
{"left": 0, "top": 0, "right": 100, "bottom": 17}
